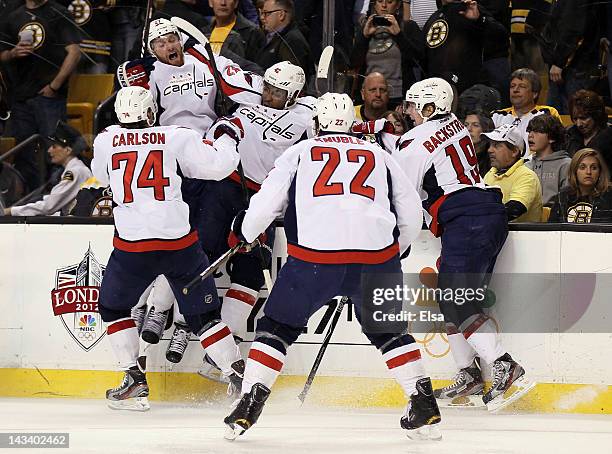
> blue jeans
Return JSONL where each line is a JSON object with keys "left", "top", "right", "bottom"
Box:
{"left": 10, "top": 95, "right": 66, "bottom": 191}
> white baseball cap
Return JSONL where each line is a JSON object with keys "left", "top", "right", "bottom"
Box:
{"left": 482, "top": 124, "right": 525, "bottom": 153}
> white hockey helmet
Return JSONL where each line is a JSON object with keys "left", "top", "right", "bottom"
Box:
{"left": 115, "top": 86, "right": 158, "bottom": 126}
{"left": 264, "top": 61, "right": 305, "bottom": 108}
{"left": 404, "top": 77, "right": 453, "bottom": 122}
{"left": 315, "top": 92, "right": 356, "bottom": 133}
{"left": 148, "top": 18, "right": 180, "bottom": 52}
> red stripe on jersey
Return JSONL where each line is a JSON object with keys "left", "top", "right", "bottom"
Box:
{"left": 386, "top": 349, "right": 421, "bottom": 369}
{"left": 107, "top": 318, "right": 136, "bottom": 335}
{"left": 201, "top": 325, "right": 232, "bottom": 348}
{"left": 249, "top": 349, "right": 284, "bottom": 372}
{"left": 463, "top": 315, "right": 488, "bottom": 339}
{"left": 185, "top": 47, "right": 247, "bottom": 97}
{"left": 113, "top": 231, "right": 198, "bottom": 253}
{"left": 228, "top": 171, "right": 261, "bottom": 191}
{"left": 287, "top": 243, "right": 399, "bottom": 265}
{"left": 225, "top": 289, "right": 257, "bottom": 306}
{"left": 427, "top": 195, "right": 448, "bottom": 238}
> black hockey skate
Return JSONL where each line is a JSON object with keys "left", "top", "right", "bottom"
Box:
{"left": 224, "top": 383, "right": 271, "bottom": 440}
{"left": 226, "top": 360, "right": 245, "bottom": 399}
{"left": 141, "top": 306, "right": 170, "bottom": 344}
{"left": 106, "top": 366, "right": 150, "bottom": 411}
{"left": 434, "top": 357, "right": 484, "bottom": 406}
{"left": 400, "top": 378, "right": 442, "bottom": 441}
{"left": 483, "top": 353, "right": 535, "bottom": 413}
{"left": 166, "top": 323, "right": 190, "bottom": 363}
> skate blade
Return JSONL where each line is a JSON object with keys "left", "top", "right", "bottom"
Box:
{"left": 438, "top": 395, "right": 486, "bottom": 409}
{"left": 224, "top": 424, "right": 246, "bottom": 441}
{"left": 107, "top": 396, "right": 150, "bottom": 412}
{"left": 197, "top": 366, "right": 230, "bottom": 384}
{"left": 405, "top": 424, "right": 442, "bottom": 441}
{"left": 486, "top": 378, "right": 536, "bottom": 413}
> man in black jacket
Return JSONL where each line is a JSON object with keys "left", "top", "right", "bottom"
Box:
{"left": 257, "top": 0, "right": 313, "bottom": 82}
{"left": 541, "top": 0, "right": 602, "bottom": 114}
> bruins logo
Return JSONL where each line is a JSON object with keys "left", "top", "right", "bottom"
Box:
{"left": 567, "top": 202, "right": 593, "bottom": 223}
{"left": 426, "top": 19, "right": 448, "bottom": 48}
{"left": 19, "top": 23, "right": 44, "bottom": 50}
{"left": 91, "top": 195, "right": 113, "bottom": 217}
{"left": 68, "top": 0, "right": 92, "bottom": 26}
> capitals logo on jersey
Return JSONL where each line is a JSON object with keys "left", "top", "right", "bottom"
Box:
{"left": 50, "top": 246, "right": 106, "bottom": 351}
{"left": 237, "top": 105, "right": 297, "bottom": 141}
{"left": 162, "top": 66, "right": 213, "bottom": 98}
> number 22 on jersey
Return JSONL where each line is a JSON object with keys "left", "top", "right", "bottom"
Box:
{"left": 111, "top": 151, "right": 170, "bottom": 203}
{"left": 311, "top": 146, "right": 376, "bottom": 200}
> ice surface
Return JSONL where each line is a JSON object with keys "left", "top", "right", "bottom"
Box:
{"left": 1, "top": 397, "right": 612, "bottom": 454}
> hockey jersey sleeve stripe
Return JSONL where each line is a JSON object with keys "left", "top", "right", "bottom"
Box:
{"left": 185, "top": 47, "right": 260, "bottom": 97}
{"left": 461, "top": 314, "right": 489, "bottom": 340}
{"left": 228, "top": 171, "right": 261, "bottom": 191}
{"left": 107, "top": 318, "right": 137, "bottom": 335}
{"left": 113, "top": 230, "right": 198, "bottom": 253}
{"left": 287, "top": 242, "right": 399, "bottom": 265}
{"left": 248, "top": 348, "right": 284, "bottom": 372}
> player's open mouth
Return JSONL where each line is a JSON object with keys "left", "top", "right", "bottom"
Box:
{"left": 168, "top": 51, "right": 179, "bottom": 62}
{"left": 528, "top": 141, "right": 535, "bottom": 147}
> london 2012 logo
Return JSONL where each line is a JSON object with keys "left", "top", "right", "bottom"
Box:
{"left": 50, "top": 246, "right": 106, "bottom": 351}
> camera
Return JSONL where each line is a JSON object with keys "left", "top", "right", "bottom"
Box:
{"left": 372, "top": 15, "right": 391, "bottom": 27}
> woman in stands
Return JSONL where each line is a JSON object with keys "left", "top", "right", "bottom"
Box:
{"left": 548, "top": 148, "right": 612, "bottom": 223}
{"left": 566, "top": 90, "right": 612, "bottom": 171}
{"left": 351, "top": 0, "right": 424, "bottom": 107}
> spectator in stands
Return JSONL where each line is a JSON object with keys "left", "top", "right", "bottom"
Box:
{"left": 492, "top": 68, "right": 560, "bottom": 157}
{"left": 540, "top": 0, "right": 602, "bottom": 114}
{"left": 483, "top": 124, "right": 543, "bottom": 222}
{"left": 464, "top": 110, "right": 494, "bottom": 177}
{"left": 108, "top": 1, "right": 144, "bottom": 69}
{"left": 509, "top": 0, "right": 550, "bottom": 80}
{"left": 206, "top": 0, "right": 265, "bottom": 65}
{"left": 257, "top": 0, "right": 313, "bottom": 82}
{"left": 0, "top": 0, "right": 81, "bottom": 193}
{"left": 351, "top": 0, "right": 423, "bottom": 105}
{"left": 384, "top": 110, "right": 408, "bottom": 135}
{"left": 456, "top": 83, "right": 501, "bottom": 120}
{"left": 422, "top": 0, "right": 506, "bottom": 94}
{"left": 548, "top": 148, "right": 612, "bottom": 223}
{"left": 355, "top": 72, "right": 390, "bottom": 121}
{"left": 525, "top": 114, "right": 571, "bottom": 206}
{"left": 60, "top": 0, "right": 112, "bottom": 74}
{"left": 566, "top": 90, "right": 612, "bottom": 172}
{"left": 479, "top": 0, "right": 511, "bottom": 105}
{"left": 3, "top": 121, "right": 91, "bottom": 216}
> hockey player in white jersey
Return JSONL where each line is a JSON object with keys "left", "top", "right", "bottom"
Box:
{"left": 393, "top": 78, "right": 534, "bottom": 411}
{"left": 118, "top": 18, "right": 261, "bottom": 135}
{"left": 201, "top": 61, "right": 315, "bottom": 343}
{"left": 92, "top": 86, "right": 244, "bottom": 411}
{"left": 223, "top": 93, "right": 442, "bottom": 441}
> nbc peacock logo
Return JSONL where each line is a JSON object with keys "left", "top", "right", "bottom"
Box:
{"left": 51, "top": 246, "right": 106, "bottom": 351}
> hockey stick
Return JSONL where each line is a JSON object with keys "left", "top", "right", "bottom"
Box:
{"left": 298, "top": 296, "right": 348, "bottom": 404}
{"left": 183, "top": 243, "right": 246, "bottom": 295}
{"left": 315, "top": 45, "right": 334, "bottom": 95}
{"left": 140, "top": 0, "right": 155, "bottom": 58}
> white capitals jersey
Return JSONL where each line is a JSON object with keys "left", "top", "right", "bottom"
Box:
{"left": 241, "top": 133, "right": 423, "bottom": 264}
{"left": 207, "top": 97, "right": 315, "bottom": 185}
{"left": 392, "top": 113, "right": 485, "bottom": 236}
{"left": 92, "top": 125, "right": 239, "bottom": 251}
{"left": 149, "top": 44, "right": 262, "bottom": 135}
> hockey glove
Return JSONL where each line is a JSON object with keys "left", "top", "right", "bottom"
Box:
{"left": 351, "top": 118, "right": 395, "bottom": 135}
{"left": 116, "top": 55, "right": 156, "bottom": 89}
{"left": 228, "top": 210, "right": 267, "bottom": 253}
{"left": 212, "top": 117, "right": 245, "bottom": 145}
